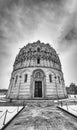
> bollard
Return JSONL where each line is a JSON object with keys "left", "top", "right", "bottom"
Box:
{"left": 17, "top": 106, "right": 19, "bottom": 113}
{"left": 61, "top": 101, "right": 62, "bottom": 107}
{"left": 74, "top": 100, "right": 76, "bottom": 105}
{"left": 66, "top": 102, "right": 68, "bottom": 111}
{"left": 3, "top": 110, "right": 8, "bottom": 125}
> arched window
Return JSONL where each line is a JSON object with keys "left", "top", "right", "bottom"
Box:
{"left": 24, "top": 74, "right": 27, "bottom": 82}
{"left": 49, "top": 74, "right": 52, "bottom": 82}
{"left": 37, "top": 47, "right": 40, "bottom": 52}
{"left": 37, "top": 58, "right": 40, "bottom": 64}
{"left": 58, "top": 76, "right": 60, "bottom": 84}
{"left": 15, "top": 75, "right": 18, "bottom": 84}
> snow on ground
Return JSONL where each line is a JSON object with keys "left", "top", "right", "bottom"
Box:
{"left": 3, "top": 105, "right": 77, "bottom": 130}
{"left": 0, "top": 95, "right": 7, "bottom": 103}
{"left": 60, "top": 104, "right": 77, "bottom": 116}
{"left": 59, "top": 95, "right": 77, "bottom": 116}
{"left": 68, "top": 95, "right": 77, "bottom": 98}
{"left": 0, "top": 95, "right": 77, "bottom": 129}
{"left": 0, "top": 106, "right": 23, "bottom": 129}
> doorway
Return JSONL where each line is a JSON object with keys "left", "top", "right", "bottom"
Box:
{"left": 34, "top": 81, "right": 42, "bottom": 97}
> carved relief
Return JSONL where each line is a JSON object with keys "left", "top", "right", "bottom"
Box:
{"left": 13, "top": 41, "right": 61, "bottom": 71}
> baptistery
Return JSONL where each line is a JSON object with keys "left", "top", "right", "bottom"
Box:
{"left": 7, "top": 40, "right": 67, "bottom": 99}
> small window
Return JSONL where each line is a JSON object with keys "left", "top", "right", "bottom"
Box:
{"left": 24, "top": 74, "right": 27, "bottom": 82}
{"left": 58, "top": 76, "right": 60, "bottom": 83}
{"left": 49, "top": 74, "right": 52, "bottom": 82}
{"left": 37, "top": 47, "right": 40, "bottom": 52}
{"left": 37, "top": 58, "right": 40, "bottom": 64}
{"left": 29, "top": 48, "right": 31, "bottom": 52}
{"left": 15, "top": 75, "right": 18, "bottom": 84}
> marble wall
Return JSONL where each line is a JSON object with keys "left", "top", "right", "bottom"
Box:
{"left": 7, "top": 67, "right": 67, "bottom": 99}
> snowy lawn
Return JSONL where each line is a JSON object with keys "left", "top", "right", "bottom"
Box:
{"left": 60, "top": 104, "right": 77, "bottom": 116}
{"left": 0, "top": 106, "right": 23, "bottom": 129}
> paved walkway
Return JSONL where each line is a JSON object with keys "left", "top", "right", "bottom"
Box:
{"left": 2, "top": 102, "right": 77, "bottom": 130}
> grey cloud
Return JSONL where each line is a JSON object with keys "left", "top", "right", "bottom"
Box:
{"left": 0, "top": 0, "right": 69, "bottom": 46}
{"left": 59, "top": 25, "right": 77, "bottom": 52}
{"left": 0, "top": 0, "right": 77, "bottom": 53}
{"left": 65, "top": 28, "right": 77, "bottom": 41}
{"left": 0, "top": 0, "right": 77, "bottom": 88}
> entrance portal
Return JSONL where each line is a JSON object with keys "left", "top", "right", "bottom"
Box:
{"left": 32, "top": 69, "right": 45, "bottom": 98}
{"left": 34, "top": 81, "right": 42, "bottom": 97}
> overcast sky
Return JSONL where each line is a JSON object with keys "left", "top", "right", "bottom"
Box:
{"left": 0, "top": 0, "right": 77, "bottom": 89}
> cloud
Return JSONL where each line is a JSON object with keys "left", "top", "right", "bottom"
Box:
{"left": 0, "top": 0, "right": 69, "bottom": 45}
{"left": 0, "top": 0, "right": 68, "bottom": 56}
{"left": 57, "top": 0, "right": 77, "bottom": 52}
{"left": 0, "top": 0, "right": 77, "bottom": 88}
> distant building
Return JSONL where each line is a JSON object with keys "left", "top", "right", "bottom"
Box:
{"left": 66, "top": 83, "right": 77, "bottom": 94}
{"left": 0, "top": 89, "right": 8, "bottom": 95}
{"left": 7, "top": 40, "right": 67, "bottom": 99}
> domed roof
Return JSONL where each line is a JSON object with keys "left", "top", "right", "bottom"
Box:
{"left": 14, "top": 40, "right": 61, "bottom": 69}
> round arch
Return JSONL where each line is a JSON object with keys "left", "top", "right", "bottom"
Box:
{"left": 31, "top": 69, "right": 46, "bottom": 99}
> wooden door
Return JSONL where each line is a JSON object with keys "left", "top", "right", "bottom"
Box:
{"left": 34, "top": 81, "right": 42, "bottom": 97}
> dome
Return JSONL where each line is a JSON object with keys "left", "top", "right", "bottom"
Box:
{"left": 13, "top": 40, "right": 61, "bottom": 71}
{"left": 7, "top": 40, "right": 67, "bottom": 100}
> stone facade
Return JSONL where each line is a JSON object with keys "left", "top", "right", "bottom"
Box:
{"left": 7, "top": 40, "right": 67, "bottom": 99}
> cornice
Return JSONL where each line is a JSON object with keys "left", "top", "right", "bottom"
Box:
{"left": 13, "top": 66, "right": 62, "bottom": 73}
